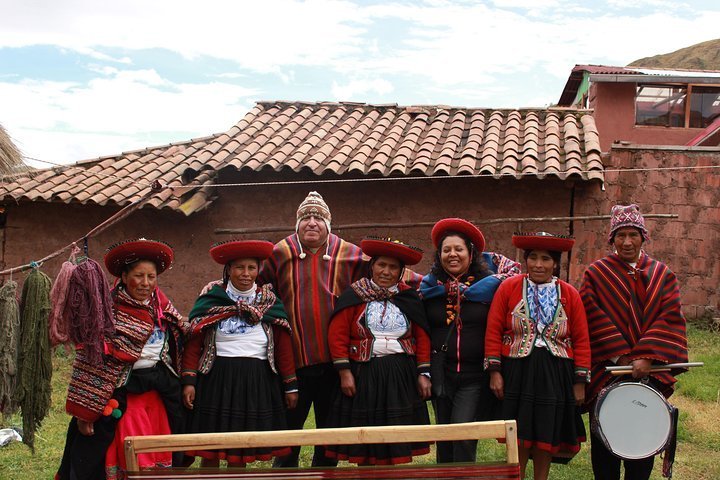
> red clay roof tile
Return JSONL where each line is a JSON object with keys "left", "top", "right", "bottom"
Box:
{"left": 1, "top": 101, "right": 604, "bottom": 215}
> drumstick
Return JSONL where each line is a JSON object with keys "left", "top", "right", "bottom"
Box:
{"left": 606, "top": 361, "right": 704, "bottom": 376}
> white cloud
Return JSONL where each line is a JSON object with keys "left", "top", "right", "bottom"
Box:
{"left": 331, "top": 78, "right": 394, "bottom": 100}
{"left": 2, "top": 0, "right": 720, "bottom": 163}
{"left": 0, "top": 69, "right": 259, "bottom": 163}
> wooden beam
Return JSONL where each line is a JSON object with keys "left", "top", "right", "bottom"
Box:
{"left": 126, "top": 421, "right": 513, "bottom": 455}
{"left": 215, "top": 214, "right": 678, "bottom": 235}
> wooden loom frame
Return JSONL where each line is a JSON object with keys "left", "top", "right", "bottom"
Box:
{"left": 124, "top": 420, "right": 520, "bottom": 478}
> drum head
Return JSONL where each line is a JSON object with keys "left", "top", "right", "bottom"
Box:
{"left": 595, "top": 382, "right": 673, "bottom": 459}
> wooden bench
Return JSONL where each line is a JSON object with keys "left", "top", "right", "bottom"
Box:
{"left": 125, "top": 420, "right": 520, "bottom": 479}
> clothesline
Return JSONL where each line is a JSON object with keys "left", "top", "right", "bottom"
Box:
{"left": 216, "top": 214, "right": 679, "bottom": 236}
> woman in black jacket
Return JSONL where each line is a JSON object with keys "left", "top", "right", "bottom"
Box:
{"left": 420, "top": 218, "right": 519, "bottom": 463}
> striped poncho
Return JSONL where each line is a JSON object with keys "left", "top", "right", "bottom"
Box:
{"left": 580, "top": 252, "right": 688, "bottom": 402}
{"left": 260, "top": 233, "right": 365, "bottom": 369}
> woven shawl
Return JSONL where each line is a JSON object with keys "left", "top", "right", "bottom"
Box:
{"left": 333, "top": 278, "right": 430, "bottom": 334}
{"left": 581, "top": 253, "right": 688, "bottom": 401}
{"left": 419, "top": 252, "right": 521, "bottom": 303}
{"left": 188, "top": 283, "right": 290, "bottom": 334}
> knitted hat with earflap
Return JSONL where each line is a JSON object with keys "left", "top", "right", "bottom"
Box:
{"left": 295, "top": 191, "right": 332, "bottom": 260}
{"left": 608, "top": 204, "right": 649, "bottom": 243}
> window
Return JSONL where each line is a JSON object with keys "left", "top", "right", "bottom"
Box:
{"left": 689, "top": 86, "right": 720, "bottom": 128}
{"left": 636, "top": 85, "right": 686, "bottom": 127}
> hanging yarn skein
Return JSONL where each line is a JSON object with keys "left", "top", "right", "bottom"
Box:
{"left": 15, "top": 268, "right": 53, "bottom": 452}
{"left": 63, "top": 258, "right": 114, "bottom": 365}
{"left": 0, "top": 280, "right": 20, "bottom": 415}
{"left": 48, "top": 246, "right": 82, "bottom": 348}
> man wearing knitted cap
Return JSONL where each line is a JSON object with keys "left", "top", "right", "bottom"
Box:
{"left": 261, "top": 191, "right": 365, "bottom": 467}
{"left": 580, "top": 204, "right": 688, "bottom": 480}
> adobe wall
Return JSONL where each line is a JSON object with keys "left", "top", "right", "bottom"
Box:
{"left": 1, "top": 172, "right": 573, "bottom": 316}
{"left": 590, "top": 83, "right": 703, "bottom": 151}
{"left": 4, "top": 156, "right": 716, "bottom": 320}
{"left": 570, "top": 146, "right": 720, "bottom": 319}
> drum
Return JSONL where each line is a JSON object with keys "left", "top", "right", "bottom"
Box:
{"left": 592, "top": 381, "right": 675, "bottom": 460}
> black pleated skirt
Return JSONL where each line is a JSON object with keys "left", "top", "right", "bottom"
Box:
{"left": 325, "top": 353, "right": 431, "bottom": 465}
{"left": 500, "top": 347, "right": 586, "bottom": 461}
{"left": 185, "top": 356, "right": 289, "bottom": 464}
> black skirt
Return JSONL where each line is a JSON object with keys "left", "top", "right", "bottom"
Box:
{"left": 500, "top": 347, "right": 586, "bottom": 460}
{"left": 325, "top": 353, "right": 431, "bottom": 465}
{"left": 185, "top": 356, "right": 289, "bottom": 464}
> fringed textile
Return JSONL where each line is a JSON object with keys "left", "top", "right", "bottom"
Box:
{"left": 0, "top": 280, "right": 20, "bottom": 414}
{"left": 16, "top": 269, "right": 53, "bottom": 452}
{"left": 63, "top": 259, "right": 114, "bottom": 365}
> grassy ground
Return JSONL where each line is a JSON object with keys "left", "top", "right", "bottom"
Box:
{"left": 1, "top": 326, "right": 718, "bottom": 479}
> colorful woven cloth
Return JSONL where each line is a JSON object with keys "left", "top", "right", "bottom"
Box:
{"left": 581, "top": 252, "right": 687, "bottom": 402}
{"left": 260, "top": 233, "right": 364, "bottom": 369}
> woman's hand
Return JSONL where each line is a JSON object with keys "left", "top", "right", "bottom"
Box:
{"left": 489, "top": 371, "right": 504, "bottom": 400}
{"left": 417, "top": 375, "right": 432, "bottom": 400}
{"left": 339, "top": 369, "right": 356, "bottom": 397}
{"left": 573, "top": 383, "right": 586, "bottom": 406}
{"left": 183, "top": 385, "right": 195, "bottom": 409}
{"left": 631, "top": 358, "right": 653, "bottom": 379}
{"left": 285, "top": 392, "right": 298, "bottom": 410}
{"left": 77, "top": 418, "right": 95, "bottom": 436}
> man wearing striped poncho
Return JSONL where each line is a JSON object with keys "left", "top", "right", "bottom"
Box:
{"left": 580, "top": 204, "right": 688, "bottom": 480}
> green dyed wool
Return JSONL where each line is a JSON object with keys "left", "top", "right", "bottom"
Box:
{"left": 0, "top": 280, "right": 20, "bottom": 415}
{"left": 15, "top": 269, "right": 53, "bottom": 452}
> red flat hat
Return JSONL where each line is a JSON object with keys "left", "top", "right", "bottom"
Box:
{"left": 360, "top": 237, "right": 423, "bottom": 266}
{"left": 104, "top": 238, "right": 174, "bottom": 277}
{"left": 431, "top": 218, "right": 485, "bottom": 253}
{"left": 210, "top": 240, "right": 274, "bottom": 265}
{"left": 512, "top": 232, "right": 575, "bottom": 252}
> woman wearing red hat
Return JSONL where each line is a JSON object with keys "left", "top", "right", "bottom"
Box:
{"left": 58, "top": 238, "right": 190, "bottom": 480}
{"left": 181, "top": 240, "right": 297, "bottom": 467}
{"left": 485, "top": 232, "right": 590, "bottom": 480}
{"left": 325, "top": 237, "right": 431, "bottom": 465}
{"left": 420, "top": 218, "right": 520, "bottom": 463}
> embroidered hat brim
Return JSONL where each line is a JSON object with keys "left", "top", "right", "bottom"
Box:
{"left": 361, "top": 238, "right": 423, "bottom": 266}
{"left": 104, "top": 239, "right": 174, "bottom": 277}
{"left": 431, "top": 218, "right": 486, "bottom": 253}
{"left": 209, "top": 240, "right": 275, "bottom": 265}
{"left": 512, "top": 234, "right": 575, "bottom": 252}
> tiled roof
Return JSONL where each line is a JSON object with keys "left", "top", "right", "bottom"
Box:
{"left": 0, "top": 101, "right": 604, "bottom": 215}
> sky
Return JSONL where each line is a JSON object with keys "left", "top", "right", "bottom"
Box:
{"left": 1, "top": 0, "right": 719, "bottom": 167}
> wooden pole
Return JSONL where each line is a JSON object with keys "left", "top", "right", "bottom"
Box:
{"left": 125, "top": 420, "right": 514, "bottom": 456}
{"left": 504, "top": 420, "right": 519, "bottom": 464}
{"left": 214, "top": 214, "right": 678, "bottom": 235}
{"left": 124, "top": 438, "right": 139, "bottom": 472}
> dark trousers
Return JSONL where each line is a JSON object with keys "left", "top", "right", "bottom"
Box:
{"left": 273, "top": 363, "right": 339, "bottom": 467}
{"left": 591, "top": 428, "right": 655, "bottom": 479}
{"left": 57, "top": 414, "right": 122, "bottom": 480}
{"left": 433, "top": 373, "right": 489, "bottom": 463}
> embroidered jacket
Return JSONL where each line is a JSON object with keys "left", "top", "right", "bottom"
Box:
{"left": 181, "top": 284, "right": 297, "bottom": 392}
{"left": 580, "top": 252, "right": 687, "bottom": 402}
{"left": 66, "top": 286, "right": 188, "bottom": 422}
{"left": 484, "top": 274, "right": 591, "bottom": 383}
{"left": 328, "top": 283, "right": 431, "bottom": 374}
